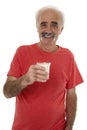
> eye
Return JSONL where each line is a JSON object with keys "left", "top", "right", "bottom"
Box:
{"left": 51, "top": 21, "right": 58, "bottom": 28}
{"left": 40, "top": 22, "right": 47, "bottom": 27}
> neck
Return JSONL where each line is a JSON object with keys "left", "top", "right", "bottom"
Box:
{"left": 38, "top": 42, "right": 58, "bottom": 52}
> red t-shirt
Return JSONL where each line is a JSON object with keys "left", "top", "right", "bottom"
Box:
{"left": 8, "top": 43, "right": 83, "bottom": 130}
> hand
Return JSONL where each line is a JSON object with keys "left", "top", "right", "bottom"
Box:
{"left": 65, "top": 126, "right": 72, "bottom": 130}
{"left": 23, "top": 64, "right": 49, "bottom": 85}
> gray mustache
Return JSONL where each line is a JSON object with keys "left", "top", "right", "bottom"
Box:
{"left": 41, "top": 32, "right": 55, "bottom": 38}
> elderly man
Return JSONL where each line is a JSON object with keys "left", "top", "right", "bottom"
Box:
{"left": 3, "top": 6, "right": 83, "bottom": 130}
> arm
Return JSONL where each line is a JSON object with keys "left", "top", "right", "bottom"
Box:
{"left": 65, "top": 88, "right": 77, "bottom": 130}
{"left": 3, "top": 64, "right": 49, "bottom": 98}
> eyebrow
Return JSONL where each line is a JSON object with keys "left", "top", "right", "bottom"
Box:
{"left": 40, "top": 21, "right": 58, "bottom": 25}
{"left": 51, "top": 21, "right": 58, "bottom": 25}
{"left": 40, "top": 21, "right": 48, "bottom": 25}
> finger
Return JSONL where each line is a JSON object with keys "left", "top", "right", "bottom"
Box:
{"left": 36, "top": 78, "right": 47, "bottom": 82}
{"left": 33, "top": 64, "right": 46, "bottom": 71}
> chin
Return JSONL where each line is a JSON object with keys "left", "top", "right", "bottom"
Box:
{"left": 40, "top": 38, "right": 56, "bottom": 45}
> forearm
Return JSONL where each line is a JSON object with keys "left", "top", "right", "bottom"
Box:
{"left": 65, "top": 91, "right": 77, "bottom": 130}
{"left": 3, "top": 64, "right": 49, "bottom": 98}
{"left": 3, "top": 75, "right": 29, "bottom": 98}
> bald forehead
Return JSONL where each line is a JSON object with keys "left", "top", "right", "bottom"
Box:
{"left": 38, "top": 8, "right": 60, "bottom": 20}
{"left": 40, "top": 8, "right": 59, "bottom": 14}
{"left": 36, "top": 7, "right": 64, "bottom": 27}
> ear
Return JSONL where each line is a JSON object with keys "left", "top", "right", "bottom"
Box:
{"left": 37, "top": 29, "right": 38, "bottom": 32}
{"left": 36, "top": 23, "right": 39, "bottom": 32}
{"left": 59, "top": 26, "right": 64, "bottom": 34}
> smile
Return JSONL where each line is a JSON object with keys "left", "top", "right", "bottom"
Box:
{"left": 41, "top": 32, "right": 55, "bottom": 38}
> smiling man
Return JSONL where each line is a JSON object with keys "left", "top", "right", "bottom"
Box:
{"left": 36, "top": 7, "right": 64, "bottom": 52}
{"left": 3, "top": 6, "right": 83, "bottom": 130}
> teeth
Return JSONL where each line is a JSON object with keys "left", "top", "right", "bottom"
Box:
{"left": 42, "top": 32, "right": 55, "bottom": 38}
{"left": 44, "top": 34, "right": 53, "bottom": 38}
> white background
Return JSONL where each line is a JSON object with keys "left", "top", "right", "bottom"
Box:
{"left": 0, "top": 0, "right": 86, "bottom": 130}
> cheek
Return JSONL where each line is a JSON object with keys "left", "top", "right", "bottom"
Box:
{"left": 55, "top": 29, "right": 61, "bottom": 35}
{"left": 37, "top": 27, "right": 44, "bottom": 33}
{"left": 54, "top": 31, "right": 59, "bottom": 36}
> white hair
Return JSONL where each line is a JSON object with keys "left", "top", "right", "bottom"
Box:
{"left": 36, "top": 6, "right": 65, "bottom": 28}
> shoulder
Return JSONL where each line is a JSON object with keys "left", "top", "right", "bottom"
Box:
{"left": 59, "top": 46, "right": 74, "bottom": 59}
{"left": 16, "top": 43, "right": 36, "bottom": 53}
{"left": 58, "top": 46, "right": 76, "bottom": 64}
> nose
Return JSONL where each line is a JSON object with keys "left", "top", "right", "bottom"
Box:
{"left": 46, "top": 24, "right": 52, "bottom": 33}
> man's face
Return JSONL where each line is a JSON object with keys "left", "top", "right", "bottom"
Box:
{"left": 37, "top": 9, "right": 63, "bottom": 45}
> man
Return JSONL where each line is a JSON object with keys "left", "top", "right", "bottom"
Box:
{"left": 3, "top": 6, "right": 83, "bottom": 130}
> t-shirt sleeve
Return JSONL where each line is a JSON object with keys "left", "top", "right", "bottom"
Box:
{"left": 66, "top": 55, "right": 83, "bottom": 89}
{"left": 7, "top": 47, "right": 22, "bottom": 78}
